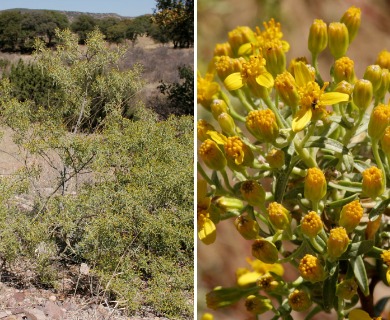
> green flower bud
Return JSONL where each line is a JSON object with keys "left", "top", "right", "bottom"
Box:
{"left": 368, "top": 103, "right": 390, "bottom": 141}
{"left": 362, "top": 166, "right": 385, "bottom": 199}
{"left": 199, "top": 139, "right": 227, "bottom": 171}
{"left": 308, "top": 19, "right": 328, "bottom": 56}
{"left": 265, "top": 149, "right": 285, "bottom": 169}
{"left": 381, "top": 127, "right": 390, "bottom": 156}
{"left": 340, "top": 6, "right": 361, "bottom": 43}
{"left": 246, "top": 109, "right": 279, "bottom": 143}
{"left": 235, "top": 215, "right": 260, "bottom": 240}
{"left": 210, "top": 99, "right": 228, "bottom": 120}
{"left": 333, "top": 57, "right": 356, "bottom": 84}
{"left": 327, "top": 227, "right": 350, "bottom": 260}
{"left": 256, "top": 273, "right": 280, "bottom": 292}
{"left": 304, "top": 168, "right": 327, "bottom": 202}
{"left": 363, "top": 65, "right": 383, "bottom": 93}
{"left": 267, "top": 202, "right": 291, "bottom": 230}
{"left": 336, "top": 278, "right": 358, "bottom": 300}
{"left": 263, "top": 40, "right": 286, "bottom": 77}
{"left": 376, "top": 69, "right": 390, "bottom": 100}
{"left": 240, "top": 180, "right": 266, "bottom": 207}
{"left": 206, "top": 286, "right": 245, "bottom": 309}
{"left": 214, "top": 196, "right": 244, "bottom": 213}
{"left": 339, "top": 200, "right": 363, "bottom": 233}
{"left": 352, "top": 79, "right": 373, "bottom": 112}
{"left": 288, "top": 289, "right": 312, "bottom": 311}
{"left": 252, "top": 239, "right": 279, "bottom": 264}
{"left": 334, "top": 80, "right": 353, "bottom": 95}
{"left": 328, "top": 22, "right": 349, "bottom": 59}
{"left": 218, "top": 112, "right": 236, "bottom": 136}
{"left": 197, "top": 120, "right": 215, "bottom": 142}
{"left": 299, "top": 254, "right": 326, "bottom": 283}
{"left": 301, "top": 211, "right": 323, "bottom": 238}
{"left": 275, "top": 71, "right": 300, "bottom": 108}
{"left": 245, "top": 295, "right": 273, "bottom": 314}
{"left": 224, "top": 136, "right": 254, "bottom": 168}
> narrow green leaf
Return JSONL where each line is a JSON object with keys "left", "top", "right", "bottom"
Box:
{"left": 374, "top": 296, "right": 390, "bottom": 317}
{"left": 351, "top": 256, "right": 369, "bottom": 296}
{"left": 339, "top": 240, "right": 374, "bottom": 260}
{"left": 326, "top": 193, "right": 358, "bottom": 208}
{"left": 323, "top": 263, "right": 339, "bottom": 312}
{"left": 305, "top": 136, "right": 347, "bottom": 153}
{"left": 369, "top": 198, "right": 390, "bottom": 221}
{"left": 328, "top": 181, "right": 362, "bottom": 193}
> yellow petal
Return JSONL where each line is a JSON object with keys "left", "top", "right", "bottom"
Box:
{"left": 238, "top": 43, "right": 253, "bottom": 56}
{"left": 263, "top": 263, "right": 284, "bottom": 276}
{"left": 281, "top": 40, "right": 290, "bottom": 52}
{"left": 224, "top": 72, "right": 244, "bottom": 91}
{"left": 321, "top": 92, "right": 349, "bottom": 105}
{"left": 198, "top": 218, "right": 216, "bottom": 245}
{"left": 207, "top": 130, "right": 228, "bottom": 145}
{"left": 294, "top": 62, "right": 313, "bottom": 87}
{"left": 197, "top": 180, "right": 208, "bottom": 202}
{"left": 235, "top": 149, "right": 245, "bottom": 165}
{"left": 237, "top": 271, "right": 262, "bottom": 286}
{"left": 292, "top": 108, "right": 313, "bottom": 132}
{"left": 256, "top": 72, "right": 274, "bottom": 88}
{"left": 348, "top": 309, "right": 372, "bottom": 320}
{"left": 387, "top": 268, "right": 390, "bottom": 285}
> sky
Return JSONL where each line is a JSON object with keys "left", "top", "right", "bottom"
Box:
{"left": 0, "top": 0, "right": 156, "bottom": 17}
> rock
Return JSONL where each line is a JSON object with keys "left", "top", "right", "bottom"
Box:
{"left": 22, "top": 308, "right": 47, "bottom": 320}
{"left": 43, "top": 301, "right": 64, "bottom": 320}
{"left": 48, "top": 295, "right": 56, "bottom": 302}
{"left": 13, "top": 292, "right": 26, "bottom": 303}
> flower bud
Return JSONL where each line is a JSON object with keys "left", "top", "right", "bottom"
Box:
{"left": 366, "top": 214, "right": 382, "bottom": 240}
{"left": 336, "top": 278, "right": 358, "bottom": 300}
{"left": 381, "top": 249, "right": 390, "bottom": 267}
{"left": 327, "top": 227, "right": 350, "bottom": 259}
{"left": 362, "top": 166, "right": 385, "bottom": 199}
{"left": 240, "top": 180, "right": 266, "bottom": 207}
{"left": 197, "top": 119, "right": 215, "bottom": 142}
{"left": 214, "top": 55, "right": 236, "bottom": 81}
{"left": 246, "top": 109, "right": 279, "bottom": 143}
{"left": 235, "top": 215, "right": 260, "bottom": 240}
{"left": 376, "top": 49, "right": 390, "bottom": 70}
{"left": 265, "top": 149, "right": 285, "bottom": 169}
{"left": 199, "top": 139, "right": 227, "bottom": 171}
{"left": 224, "top": 136, "right": 254, "bottom": 167}
{"left": 267, "top": 202, "right": 291, "bottom": 230}
{"left": 363, "top": 65, "right": 383, "bottom": 93}
{"left": 301, "top": 211, "right": 323, "bottom": 238}
{"left": 352, "top": 79, "right": 373, "bottom": 112}
{"left": 214, "top": 42, "right": 233, "bottom": 57}
{"left": 210, "top": 99, "right": 228, "bottom": 120}
{"left": 339, "top": 200, "right": 364, "bottom": 233}
{"left": 206, "top": 286, "right": 245, "bottom": 309}
{"left": 368, "top": 103, "right": 390, "bottom": 141}
{"left": 245, "top": 295, "right": 273, "bottom": 314}
{"left": 328, "top": 22, "right": 349, "bottom": 59}
{"left": 201, "top": 313, "right": 214, "bottom": 320}
{"left": 197, "top": 72, "right": 220, "bottom": 109}
{"left": 218, "top": 112, "right": 236, "bottom": 136}
{"left": 299, "top": 254, "right": 326, "bottom": 282}
{"left": 263, "top": 40, "right": 286, "bottom": 77}
{"left": 308, "top": 19, "right": 328, "bottom": 56}
{"left": 340, "top": 6, "right": 361, "bottom": 43}
{"left": 274, "top": 71, "right": 300, "bottom": 108}
{"left": 198, "top": 211, "right": 216, "bottom": 245}
{"left": 376, "top": 69, "right": 390, "bottom": 100}
{"left": 228, "top": 26, "right": 256, "bottom": 56}
{"left": 334, "top": 57, "right": 356, "bottom": 84}
{"left": 381, "top": 127, "right": 390, "bottom": 156}
{"left": 256, "top": 273, "right": 280, "bottom": 292}
{"left": 304, "top": 167, "right": 327, "bottom": 202}
{"left": 214, "top": 196, "right": 244, "bottom": 213}
{"left": 252, "top": 239, "right": 279, "bottom": 264}
{"left": 288, "top": 289, "right": 312, "bottom": 311}
{"left": 334, "top": 80, "right": 353, "bottom": 95}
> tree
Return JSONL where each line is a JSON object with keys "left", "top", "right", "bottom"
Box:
{"left": 70, "top": 15, "right": 97, "bottom": 44}
{"left": 152, "top": 0, "right": 193, "bottom": 48}
{"left": 0, "top": 11, "right": 23, "bottom": 51}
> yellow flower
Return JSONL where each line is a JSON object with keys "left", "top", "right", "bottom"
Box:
{"left": 334, "top": 80, "right": 354, "bottom": 95}
{"left": 362, "top": 166, "right": 385, "bottom": 199}
{"left": 267, "top": 202, "right": 291, "bottom": 230}
{"left": 368, "top": 103, "right": 390, "bottom": 141}
{"left": 328, "top": 22, "right": 349, "bottom": 59}
{"left": 256, "top": 273, "right": 280, "bottom": 291}
{"left": 288, "top": 289, "right": 312, "bottom": 311}
{"left": 340, "top": 6, "right": 361, "bottom": 43}
{"left": 292, "top": 62, "right": 349, "bottom": 132}
{"left": 197, "top": 119, "right": 215, "bottom": 142}
{"left": 201, "top": 313, "right": 214, "bottom": 320}
{"left": 252, "top": 239, "right": 279, "bottom": 264}
{"left": 275, "top": 71, "right": 300, "bottom": 108}
{"left": 245, "top": 295, "right": 273, "bottom": 314}
{"left": 224, "top": 55, "right": 274, "bottom": 97}
{"left": 262, "top": 39, "right": 287, "bottom": 77}
{"left": 240, "top": 180, "right": 266, "bottom": 207}
{"left": 336, "top": 278, "right": 358, "bottom": 300}
{"left": 334, "top": 57, "right": 356, "bottom": 84}
{"left": 349, "top": 309, "right": 380, "bottom": 320}
{"left": 234, "top": 215, "right": 260, "bottom": 240}
{"left": 298, "top": 254, "right": 326, "bottom": 282}
{"left": 197, "top": 71, "right": 220, "bottom": 109}
{"left": 304, "top": 167, "right": 327, "bottom": 202}
{"left": 228, "top": 26, "right": 256, "bottom": 55}
{"left": 224, "top": 136, "right": 254, "bottom": 167}
{"left": 214, "top": 55, "right": 241, "bottom": 81}
{"left": 376, "top": 49, "right": 390, "bottom": 70}
{"left": 246, "top": 109, "right": 279, "bottom": 142}
{"left": 199, "top": 139, "right": 227, "bottom": 171}
{"left": 308, "top": 19, "right": 328, "bottom": 56}
{"left": 381, "top": 249, "right": 390, "bottom": 267}
{"left": 381, "top": 127, "right": 390, "bottom": 156}
{"left": 197, "top": 180, "right": 216, "bottom": 245}
{"left": 327, "top": 227, "right": 350, "bottom": 259}
{"left": 266, "top": 149, "right": 285, "bottom": 169}
{"left": 236, "top": 257, "right": 283, "bottom": 286}
{"left": 301, "top": 211, "right": 323, "bottom": 238}
{"left": 214, "top": 42, "right": 233, "bottom": 57}
{"left": 339, "top": 200, "right": 363, "bottom": 233}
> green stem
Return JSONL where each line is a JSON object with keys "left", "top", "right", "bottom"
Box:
{"left": 372, "top": 139, "right": 387, "bottom": 189}
{"left": 221, "top": 91, "right": 246, "bottom": 122}
{"left": 221, "top": 169, "right": 235, "bottom": 193}
{"left": 237, "top": 89, "right": 254, "bottom": 112}
{"left": 312, "top": 53, "right": 324, "bottom": 87}
{"left": 293, "top": 135, "right": 318, "bottom": 168}
{"left": 299, "top": 123, "right": 316, "bottom": 149}
{"left": 263, "top": 95, "right": 287, "bottom": 128}
{"left": 197, "top": 162, "right": 213, "bottom": 185}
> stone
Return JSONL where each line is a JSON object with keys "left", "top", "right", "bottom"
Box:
{"left": 43, "top": 301, "right": 64, "bottom": 320}
{"left": 22, "top": 308, "right": 47, "bottom": 320}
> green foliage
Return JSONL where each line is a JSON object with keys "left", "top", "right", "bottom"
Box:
{"left": 70, "top": 15, "right": 98, "bottom": 44}
{"left": 0, "top": 28, "right": 193, "bottom": 319}
{"left": 158, "top": 65, "right": 194, "bottom": 115}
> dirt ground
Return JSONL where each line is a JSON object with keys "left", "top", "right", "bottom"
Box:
{"left": 197, "top": 0, "right": 390, "bottom": 319}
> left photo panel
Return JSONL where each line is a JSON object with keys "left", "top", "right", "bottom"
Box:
{"left": 0, "top": 0, "right": 194, "bottom": 319}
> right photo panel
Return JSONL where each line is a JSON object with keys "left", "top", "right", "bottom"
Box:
{"left": 197, "top": 1, "right": 390, "bottom": 319}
